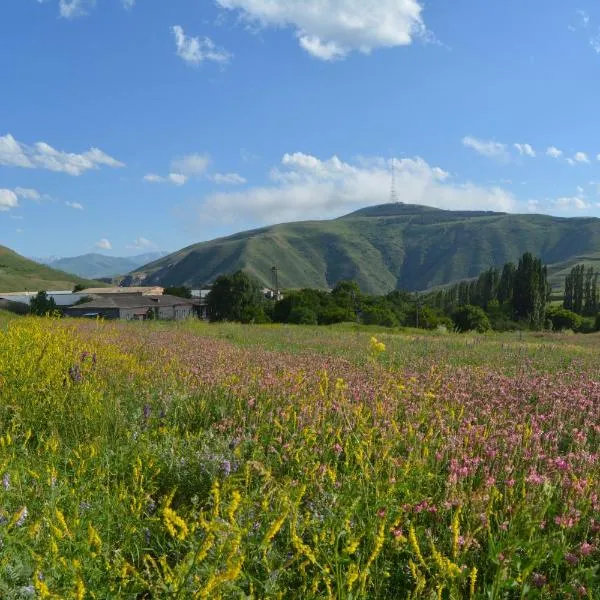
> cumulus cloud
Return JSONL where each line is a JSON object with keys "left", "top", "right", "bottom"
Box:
{"left": 553, "top": 195, "right": 590, "bottom": 210}
{"left": 546, "top": 146, "right": 563, "bottom": 159}
{"left": 0, "top": 133, "right": 124, "bottom": 175}
{"left": 14, "top": 187, "right": 41, "bottom": 201}
{"left": 462, "top": 136, "right": 509, "bottom": 161}
{"left": 59, "top": 0, "right": 95, "bottom": 19}
{"left": 171, "top": 26, "right": 231, "bottom": 66}
{"left": 95, "top": 238, "right": 112, "bottom": 250}
{"left": 574, "top": 151, "right": 590, "bottom": 164}
{"left": 210, "top": 172, "right": 247, "bottom": 185}
{"left": 144, "top": 173, "right": 188, "bottom": 186}
{"left": 0, "top": 189, "right": 19, "bottom": 211}
{"left": 191, "top": 152, "right": 517, "bottom": 226}
{"left": 129, "top": 237, "right": 155, "bottom": 249}
{"left": 215, "top": 0, "right": 428, "bottom": 60}
{"left": 65, "top": 201, "right": 84, "bottom": 210}
{"left": 514, "top": 143, "right": 536, "bottom": 158}
{"left": 144, "top": 153, "right": 211, "bottom": 186}
{"left": 171, "top": 153, "right": 211, "bottom": 176}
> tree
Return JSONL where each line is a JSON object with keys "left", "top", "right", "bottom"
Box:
{"left": 207, "top": 271, "right": 267, "bottom": 323}
{"left": 497, "top": 263, "right": 516, "bottom": 306}
{"left": 30, "top": 291, "right": 58, "bottom": 316}
{"left": 72, "top": 284, "right": 85, "bottom": 293}
{"left": 164, "top": 286, "right": 192, "bottom": 299}
{"left": 512, "top": 253, "right": 548, "bottom": 329}
{"left": 452, "top": 305, "right": 490, "bottom": 333}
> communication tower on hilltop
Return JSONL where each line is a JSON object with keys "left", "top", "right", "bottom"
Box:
{"left": 390, "top": 157, "right": 400, "bottom": 204}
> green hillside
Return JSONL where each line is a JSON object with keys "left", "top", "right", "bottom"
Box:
{"left": 0, "top": 246, "right": 104, "bottom": 292}
{"left": 126, "top": 204, "right": 600, "bottom": 294}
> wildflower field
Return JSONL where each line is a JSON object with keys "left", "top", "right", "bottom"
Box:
{"left": 1, "top": 314, "right": 599, "bottom": 599}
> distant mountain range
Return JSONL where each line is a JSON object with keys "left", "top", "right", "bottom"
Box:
{"left": 124, "top": 203, "right": 600, "bottom": 294}
{"left": 35, "top": 252, "right": 168, "bottom": 280}
{"left": 0, "top": 246, "right": 103, "bottom": 292}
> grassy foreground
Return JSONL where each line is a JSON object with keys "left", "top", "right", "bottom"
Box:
{"left": 0, "top": 316, "right": 599, "bottom": 598}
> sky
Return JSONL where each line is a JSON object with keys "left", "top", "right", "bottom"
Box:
{"left": 2, "top": 0, "right": 600, "bottom": 258}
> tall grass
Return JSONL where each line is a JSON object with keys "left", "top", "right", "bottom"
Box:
{"left": 0, "top": 316, "right": 598, "bottom": 598}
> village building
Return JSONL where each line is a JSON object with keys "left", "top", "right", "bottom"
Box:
{"left": 80, "top": 286, "right": 164, "bottom": 296}
{"left": 64, "top": 294, "right": 197, "bottom": 321}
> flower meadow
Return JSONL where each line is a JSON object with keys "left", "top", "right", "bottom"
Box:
{"left": 0, "top": 315, "right": 599, "bottom": 598}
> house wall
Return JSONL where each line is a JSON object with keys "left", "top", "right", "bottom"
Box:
{"left": 65, "top": 307, "right": 121, "bottom": 319}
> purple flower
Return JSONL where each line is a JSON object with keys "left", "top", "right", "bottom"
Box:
{"left": 532, "top": 573, "right": 547, "bottom": 588}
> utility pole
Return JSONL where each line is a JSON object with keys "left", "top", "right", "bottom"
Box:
{"left": 271, "top": 265, "right": 279, "bottom": 299}
{"left": 414, "top": 292, "right": 422, "bottom": 329}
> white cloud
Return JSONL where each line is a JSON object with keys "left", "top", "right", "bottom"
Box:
{"left": 193, "top": 152, "right": 517, "bottom": 226}
{"left": 553, "top": 195, "right": 590, "bottom": 210}
{"left": 210, "top": 172, "right": 247, "bottom": 185}
{"left": 0, "top": 189, "right": 19, "bottom": 212}
{"left": 462, "top": 136, "right": 509, "bottom": 161}
{"left": 65, "top": 201, "right": 84, "bottom": 210}
{"left": 574, "top": 151, "right": 590, "bottom": 164}
{"left": 514, "top": 143, "right": 536, "bottom": 158}
{"left": 95, "top": 238, "right": 112, "bottom": 250}
{"left": 546, "top": 146, "right": 563, "bottom": 159}
{"left": 215, "top": 0, "right": 427, "bottom": 61}
{"left": 122, "top": 0, "right": 135, "bottom": 9}
{"left": 578, "top": 9, "right": 590, "bottom": 28}
{"left": 129, "top": 237, "right": 155, "bottom": 249}
{"left": 0, "top": 133, "right": 124, "bottom": 175}
{"left": 14, "top": 187, "right": 41, "bottom": 201}
{"left": 171, "top": 26, "right": 231, "bottom": 66}
{"left": 171, "top": 153, "right": 211, "bottom": 177}
{"left": 0, "top": 134, "right": 34, "bottom": 168}
{"left": 59, "top": 0, "right": 95, "bottom": 19}
{"left": 143, "top": 173, "right": 189, "bottom": 186}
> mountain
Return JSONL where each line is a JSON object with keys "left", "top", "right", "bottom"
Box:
{"left": 40, "top": 252, "right": 168, "bottom": 280}
{"left": 125, "top": 203, "right": 600, "bottom": 294}
{"left": 0, "top": 246, "right": 104, "bottom": 292}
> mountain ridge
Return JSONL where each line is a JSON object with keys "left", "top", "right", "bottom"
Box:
{"left": 38, "top": 252, "right": 168, "bottom": 280}
{"left": 0, "top": 246, "right": 104, "bottom": 292}
{"left": 124, "top": 203, "right": 600, "bottom": 294}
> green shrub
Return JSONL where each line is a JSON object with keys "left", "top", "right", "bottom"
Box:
{"left": 452, "top": 305, "right": 491, "bottom": 333}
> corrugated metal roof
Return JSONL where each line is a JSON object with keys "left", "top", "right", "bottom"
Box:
{"left": 68, "top": 294, "right": 197, "bottom": 310}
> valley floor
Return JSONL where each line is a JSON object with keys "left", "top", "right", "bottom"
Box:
{"left": 0, "top": 314, "right": 598, "bottom": 598}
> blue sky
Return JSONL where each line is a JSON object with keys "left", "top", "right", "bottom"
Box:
{"left": 2, "top": 0, "right": 600, "bottom": 258}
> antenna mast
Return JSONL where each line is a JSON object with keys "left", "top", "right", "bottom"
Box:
{"left": 390, "top": 157, "right": 399, "bottom": 204}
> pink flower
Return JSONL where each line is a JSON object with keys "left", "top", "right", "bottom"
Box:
{"left": 580, "top": 542, "right": 595, "bottom": 556}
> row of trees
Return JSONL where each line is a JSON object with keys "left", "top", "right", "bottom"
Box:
{"left": 429, "top": 253, "right": 550, "bottom": 329}
{"left": 205, "top": 254, "right": 565, "bottom": 333}
{"left": 563, "top": 265, "right": 600, "bottom": 316}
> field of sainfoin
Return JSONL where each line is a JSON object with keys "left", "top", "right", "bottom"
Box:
{"left": 0, "top": 316, "right": 599, "bottom": 598}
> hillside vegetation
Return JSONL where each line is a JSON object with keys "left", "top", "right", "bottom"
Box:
{"left": 0, "top": 245, "right": 103, "bottom": 292}
{"left": 126, "top": 204, "right": 600, "bottom": 294}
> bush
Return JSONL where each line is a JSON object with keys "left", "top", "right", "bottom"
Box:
{"left": 452, "top": 305, "right": 491, "bottom": 333}
{"left": 546, "top": 307, "right": 583, "bottom": 332}
{"left": 361, "top": 306, "right": 399, "bottom": 328}
{"left": 288, "top": 306, "right": 318, "bottom": 325}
